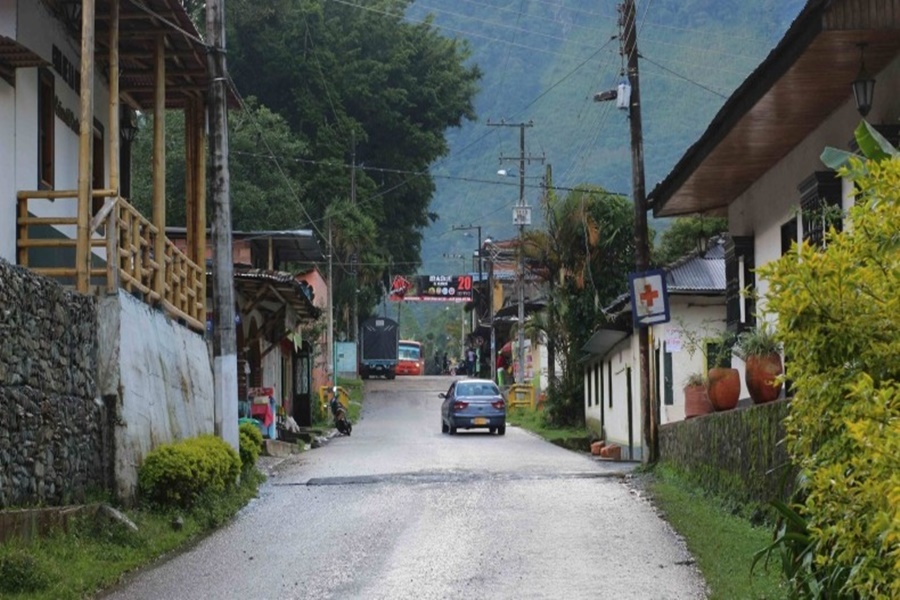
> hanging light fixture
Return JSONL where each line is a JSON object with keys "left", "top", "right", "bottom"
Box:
{"left": 120, "top": 108, "right": 139, "bottom": 142}
{"left": 61, "top": 1, "right": 82, "bottom": 30}
{"left": 851, "top": 43, "right": 876, "bottom": 118}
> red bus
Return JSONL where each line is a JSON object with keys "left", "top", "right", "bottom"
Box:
{"left": 397, "top": 340, "right": 424, "bottom": 376}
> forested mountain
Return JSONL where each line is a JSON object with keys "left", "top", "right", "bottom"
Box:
{"left": 416, "top": 0, "right": 805, "bottom": 270}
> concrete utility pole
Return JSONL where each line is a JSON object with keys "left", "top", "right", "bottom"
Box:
{"left": 207, "top": 0, "right": 238, "bottom": 449}
{"left": 489, "top": 120, "right": 543, "bottom": 385}
{"left": 327, "top": 219, "right": 335, "bottom": 382}
{"left": 621, "top": 0, "right": 657, "bottom": 463}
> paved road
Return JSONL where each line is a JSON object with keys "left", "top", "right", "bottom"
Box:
{"left": 102, "top": 376, "right": 706, "bottom": 599}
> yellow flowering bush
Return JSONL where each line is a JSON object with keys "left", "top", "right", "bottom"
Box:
{"left": 759, "top": 156, "right": 900, "bottom": 599}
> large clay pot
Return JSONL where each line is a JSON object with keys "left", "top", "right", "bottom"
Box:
{"left": 745, "top": 354, "right": 783, "bottom": 404}
{"left": 707, "top": 367, "right": 740, "bottom": 411}
{"left": 684, "top": 384, "right": 712, "bottom": 419}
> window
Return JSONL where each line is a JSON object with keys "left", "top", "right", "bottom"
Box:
{"left": 586, "top": 367, "right": 592, "bottom": 407}
{"left": 725, "top": 235, "right": 755, "bottom": 333}
{"left": 798, "top": 172, "right": 842, "bottom": 249}
{"left": 607, "top": 361, "right": 613, "bottom": 409}
{"left": 38, "top": 68, "right": 55, "bottom": 189}
{"left": 663, "top": 344, "right": 673, "bottom": 405}
{"left": 781, "top": 218, "right": 798, "bottom": 256}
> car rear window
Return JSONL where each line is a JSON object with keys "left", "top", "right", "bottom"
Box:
{"left": 457, "top": 382, "right": 499, "bottom": 396}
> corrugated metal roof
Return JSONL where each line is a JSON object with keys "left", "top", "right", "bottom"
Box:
{"left": 666, "top": 241, "right": 725, "bottom": 293}
{"left": 602, "top": 237, "right": 726, "bottom": 317}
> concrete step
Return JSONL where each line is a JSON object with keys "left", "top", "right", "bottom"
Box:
{"left": 263, "top": 438, "right": 299, "bottom": 457}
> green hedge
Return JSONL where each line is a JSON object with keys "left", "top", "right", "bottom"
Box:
{"left": 138, "top": 435, "right": 240, "bottom": 509}
{"left": 239, "top": 422, "right": 263, "bottom": 471}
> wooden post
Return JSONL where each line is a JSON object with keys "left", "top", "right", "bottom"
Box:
{"left": 185, "top": 100, "right": 195, "bottom": 262}
{"left": 106, "top": 0, "right": 120, "bottom": 293}
{"left": 107, "top": 0, "right": 119, "bottom": 193}
{"left": 152, "top": 34, "right": 166, "bottom": 299}
{"left": 195, "top": 100, "right": 208, "bottom": 324}
{"left": 75, "top": 0, "right": 97, "bottom": 293}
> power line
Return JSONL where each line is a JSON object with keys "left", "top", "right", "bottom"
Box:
{"left": 640, "top": 54, "right": 728, "bottom": 99}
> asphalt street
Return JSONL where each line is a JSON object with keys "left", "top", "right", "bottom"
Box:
{"left": 101, "top": 376, "right": 707, "bottom": 599}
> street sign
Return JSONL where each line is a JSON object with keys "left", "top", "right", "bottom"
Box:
{"left": 628, "top": 268, "right": 670, "bottom": 326}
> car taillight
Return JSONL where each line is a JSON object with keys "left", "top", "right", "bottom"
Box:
{"left": 452, "top": 401, "right": 469, "bottom": 411}
{"left": 492, "top": 400, "right": 505, "bottom": 410}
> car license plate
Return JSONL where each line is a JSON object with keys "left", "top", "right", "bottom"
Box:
{"left": 473, "top": 417, "right": 488, "bottom": 426}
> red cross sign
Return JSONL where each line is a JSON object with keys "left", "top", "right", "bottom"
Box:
{"left": 629, "top": 269, "right": 670, "bottom": 326}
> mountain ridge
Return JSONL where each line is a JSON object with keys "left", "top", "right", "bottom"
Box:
{"left": 413, "top": 0, "right": 806, "bottom": 271}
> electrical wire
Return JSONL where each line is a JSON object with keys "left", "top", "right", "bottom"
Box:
{"left": 640, "top": 54, "right": 729, "bottom": 99}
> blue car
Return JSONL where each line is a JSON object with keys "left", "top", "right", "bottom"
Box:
{"left": 440, "top": 379, "right": 506, "bottom": 435}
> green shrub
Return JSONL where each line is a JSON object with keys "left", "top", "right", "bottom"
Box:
{"left": 138, "top": 435, "right": 241, "bottom": 509}
{"left": 0, "top": 548, "right": 51, "bottom": 594}
{"left": 758, "top": 155, "right": 900, "bottom": 599}
{"left": 239, "top": 422, "right": 263, "bottom": 470}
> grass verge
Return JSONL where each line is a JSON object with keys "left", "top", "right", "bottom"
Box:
{"left": 643, "top": 464, "right": 787, "bottom": 600}
{"left": 0, "top": 469, "right": 265, "bottom": 600}
{"left": 505, "top": 406, "right": 592, "bottom": 449}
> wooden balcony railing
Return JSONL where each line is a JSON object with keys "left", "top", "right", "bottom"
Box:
{"left": 16, "top": 190, "right": 206, "bottom": 332}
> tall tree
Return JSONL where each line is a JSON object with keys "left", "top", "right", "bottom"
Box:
{"left": 524, "top": 184, "right": 634, "bottom": 425}
{"left": 226, "top": 0, "right": 482, "bottom": 316}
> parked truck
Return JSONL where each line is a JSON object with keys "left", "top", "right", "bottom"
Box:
{"left": 359, "top": 317, "right": 399, "bottom": 379}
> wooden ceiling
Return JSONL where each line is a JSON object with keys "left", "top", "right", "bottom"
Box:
{"left": 650, "top": 0, "right": 900, "bottom": 218}
{"left": 49, "top": 0, "right": 214, "bottom": 110}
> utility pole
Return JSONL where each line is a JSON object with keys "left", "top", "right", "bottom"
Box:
{"left": 327, "top": 219, "right": 335, "bottom": 383}
{"left": 207, "top": 0, "right": 238, "bottom": 449}
{"left": 621, "top": 0, "right": 656, "bottom": 463}
{"left": 350, "top": 133, "right": 359, "bottom": 343}
{"left": 489, "top": 120, "right": 543, "bottom": 385}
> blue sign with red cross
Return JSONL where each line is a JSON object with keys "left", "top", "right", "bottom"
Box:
{"left": 628, "top": 268, "right": 670, "bottom": 326}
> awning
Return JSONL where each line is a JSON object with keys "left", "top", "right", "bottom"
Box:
{"left": 581, "top": 328, "right": 630, "bottom": 360}
{"left": 228, "top": 268, "right": 321, "bottom": 322}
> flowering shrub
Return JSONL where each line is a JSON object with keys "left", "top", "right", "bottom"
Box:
{"left": 759, "top": 156, "right": 900, "bottom": 598}
{"left": 138, "top": 435, "right": 241, "bottom": 509}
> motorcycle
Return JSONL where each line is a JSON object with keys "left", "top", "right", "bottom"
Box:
{"left": 329, "top": 387, "right": 352, "bottom": 436}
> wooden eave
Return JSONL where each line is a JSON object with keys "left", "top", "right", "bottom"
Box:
{"left": 48, "top": 0, "right": 238, "bottom": 109}
{"left": 649, "top": 0, "right": 900, "bottom": 218}
{"left": 0, "top": 35, "right": 50, "bottom": 84}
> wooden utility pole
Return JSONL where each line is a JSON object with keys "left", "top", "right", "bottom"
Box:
{"left": 621, "top": 0, "right": 657, "bottom": 463}
{"left": 327, "top": 219, "right": 335, "bottom": 382}
{"left": 207, "top": 0, "right": 238, "bottom": 449}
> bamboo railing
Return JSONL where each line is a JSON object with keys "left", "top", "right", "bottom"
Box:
{"left": 16, "top": 190, "right": 205, "bottom": 332}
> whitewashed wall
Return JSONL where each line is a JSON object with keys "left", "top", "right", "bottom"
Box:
{"left": 3, "top": 0, "right": 113, "bottom": 262}
{"left": 0, "top": 77, "right": 14, "bottom": 261}
{"left": 729, "top": 53, "right": 900, "bottom": 312}
{"left": 97, "top": 291, "right": 215, "bottom": 501}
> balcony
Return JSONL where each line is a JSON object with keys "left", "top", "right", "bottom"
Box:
{"left": 17, "top": 190, "right": 205, "bottom": 331}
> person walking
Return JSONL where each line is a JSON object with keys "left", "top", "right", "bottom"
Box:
{"left": 465, "top": 346, "right": 476, "bottom": 376}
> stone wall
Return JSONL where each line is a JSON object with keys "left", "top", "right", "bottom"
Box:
{"left": 0, "top": 259, "right": 106, "bottom": 508}
{"left": 660, "top": 399, "right": 795, "bottom": 508}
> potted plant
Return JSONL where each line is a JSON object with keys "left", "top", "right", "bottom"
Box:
{"left": 683, "top": 371, "right": 712, "bottom": 419}
{"left": 675, "top": 320, "right": 720, "bottom": 418}
{"left": 706, "top": 332, "right": 740, "bottom": 412}
{"left": 734, "top": 323, "right": 783, "bottom": 404}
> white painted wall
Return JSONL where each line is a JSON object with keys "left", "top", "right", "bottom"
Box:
{"left": 97, "top": 291, "right": 215, "bottom": 501}
{"left": 729, "top": 53, "right": 900, "bottom": 312}
{"left": 3, "top": 0, "right": 113, "bottom": 261}
{"left": 652, "top": 297, "right": 741, "bottom": 424}
{"left": 0, "top": 77, "right": 14, "bottom": 261}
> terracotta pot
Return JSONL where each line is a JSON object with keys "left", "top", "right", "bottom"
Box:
{"left": 745, "top": 354, "right": 783, "bottom": 404}
{"left": 707, "top": 367, "right": 740, "bottom": 411}
{"left": 684, "top": 384, "right": 712, "bottom": 419}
